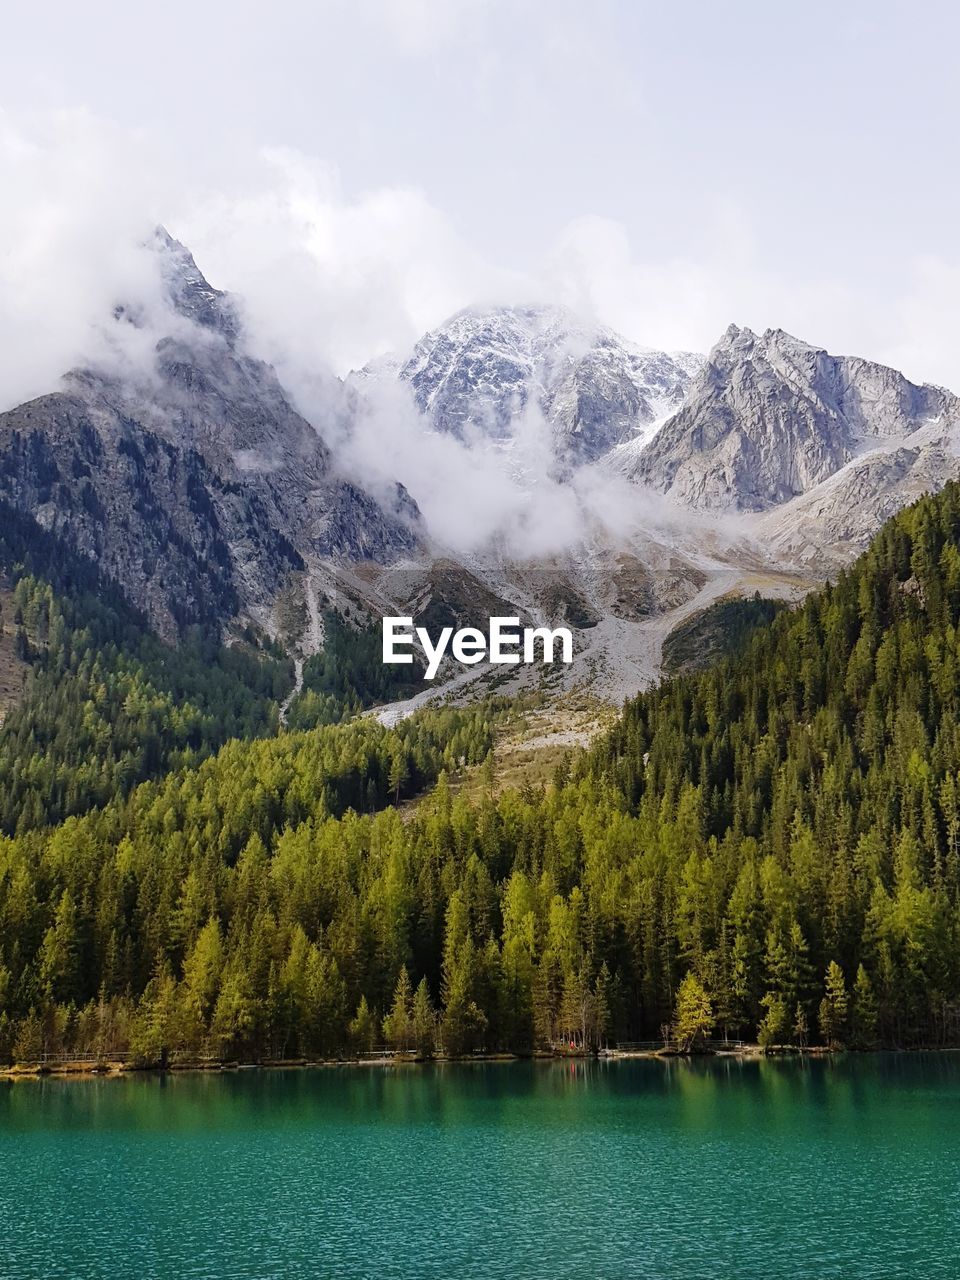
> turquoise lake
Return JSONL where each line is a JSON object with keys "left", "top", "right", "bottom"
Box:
{"left": 2, "top": 1055, "right": 959, "bottom": 1278}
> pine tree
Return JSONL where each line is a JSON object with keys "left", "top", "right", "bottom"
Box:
{"left": 383, "top": 966, "right": 413, "bottom": 1052}
{"left": 37, "top": 890, "right": 79, "bottom": 1004}
{"left": 673, "top": 973, "right": 713, "bottom": 1052}
{"left": 183, "top": 917, "right": 224, "bottom": 1029}
{"left": 850, "top": 964, "right": 878, "bottom": 1049}
{"left": 593, "top": 962, "right": 612, "bottom": 1050}
{"left": 349, "top": 996, "right": 377, "bottom": 1055}
{"left": 412, "top": 978, "right": 436, "bottom": 1057}
{"left": 758, "top": 994, "right": 789, "bottom": 1050}
{"left": 818, "top": 960, "right": 849, "bottom": 1047}
{"left": 559, "top": 968, "right": 591, "bottom": 1049}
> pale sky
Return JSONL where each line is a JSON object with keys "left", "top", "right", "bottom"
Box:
{"left": 2, "top": 0, "right": 959, "bottom": 395}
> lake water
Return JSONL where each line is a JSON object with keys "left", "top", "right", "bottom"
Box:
{"left": 2, "top": 1055, "right": 959, "bottom": 1278}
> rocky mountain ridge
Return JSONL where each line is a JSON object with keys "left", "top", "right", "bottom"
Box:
{"left": 3, "top": 232, "right": 960, "bottom": 707}
{"left": 626, "top": 323, "right": 958, "bottom": 512}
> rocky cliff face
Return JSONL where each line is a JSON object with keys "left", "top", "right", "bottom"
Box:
{"left": 627, "top": 324, "right": 957, "bottom": 511}
{"left": 750, "top": 420, "right": 960, "bottom": 568}
{"left": 0, "top": 231, "right": 419, "bottom": 637}
{"left": 391, "top": 305, "right": 701, "bottom": 463}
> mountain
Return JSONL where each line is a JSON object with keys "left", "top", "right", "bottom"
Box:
{"left": 390, "top": 304, "right": 701, "bottom": 463}
{"left": 626, "top": 324, "right": 958, "bottom": 512}
{"left": 7, "top": 232, "right": 960, "bottom": 705}
{"left": 0, "top": 230, "right": 419, "bottom": 638}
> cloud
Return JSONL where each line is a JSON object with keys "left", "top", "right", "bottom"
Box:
{"left": 352, "top": 0, "right": 495, "bottom": 55}
{"left": 0, "top": 109, "right": 170, "bottom": 408}
{"left": 0, "top": 110, "right": 527, "bottom": 411}
{"left": 174, "top": 147, "right": 526, "bottom": 381}
{"left": 326, "top": 374, "right": 587, "bottom": 558}
{"left": 541, "top": 208, "right": 847, "bottom": 362}
{"left": 4, "top": 106, "right": 959, "bottom": 411}
{"left": 540, "top": 210, "right": 960, "bottom": 392}
{"left": 331, "top": 371, "right": 710, "bottom": 563}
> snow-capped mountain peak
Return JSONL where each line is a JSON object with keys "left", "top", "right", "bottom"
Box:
{"left": 385, "top": 303, "right": 702, "bottom": 463}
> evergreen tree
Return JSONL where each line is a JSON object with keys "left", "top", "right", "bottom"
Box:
{"left": 383, "top": 966, "right": 413, "bottom": 1052}
{"left": 818, "top": 961, "right": 849, "bottom": 1047}
{"left": 850, "top": 964, "right": 878, "bottom": 1049}
{"left": 758, "top": 995, "right": 789, "bottom": 1050}
{"left": 411, "top": 978, "right": 436, "bottom": 1057}
{"left": 673, "top": 973, "right": 714, "bottom": 1051}
{"left": 349, "top": 996, "right": 377, "bottom": 1055}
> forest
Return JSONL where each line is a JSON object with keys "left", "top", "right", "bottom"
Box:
{"left": 5, "top": 482, "right": 960, "bottom": 1062}
{"left": 285, "top": 610, "right": 426, "bottom": 730}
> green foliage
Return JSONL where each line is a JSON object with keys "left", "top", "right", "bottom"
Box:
{"left": 590, "top": 481, "right": 960, "bottom": 1048}
{"left": 673, "top": 972, "right": 713, "bottom": 1050}
{"left": 850, "top": 964, "right": 878, "bottom": 1048}
{"left": 286, "top": 611, "right": 425, "bottom": 729}
{"left": 819, "top": 960, "right": 849, "bottom": 1047}
{"left": 349, "top": 996, "right": 377, "bottom": 1055}
{"left": 412, "top": 978, "right": 437, "bottom": 1056}
{"left": 383, "top": 966, "right": 413, "bottom": 1051}
{"left": 758, "top": 995, "right": 789, "bottom": 1049}
{"left": 662, "top": 593, "right": 787, "bottom": 675}
{"left": 0, "top": 571, "right": 293, "bottom": 833}
{"left": 0, "top": 702, "right": 496, "bottom": 1063}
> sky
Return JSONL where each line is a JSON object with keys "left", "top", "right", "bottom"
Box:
{"left": 1, "top": 0, "right": 960, "bottom": 405}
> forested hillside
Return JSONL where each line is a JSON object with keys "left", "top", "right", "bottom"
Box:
{"left": 0, "top": 705, "right": 500, "bottom": 1063}
{"left": 661, "top": 594, "right": 787, "bottom": 674}
{"left": 5, "top": 483, "right": 960, "bottom": 1064}
{"left": 591, "top": 479, "right": 960, "bottom": 1048}
{"left": 286, "top": 611, "right": 426, "bottom": 730}
{"left": 0, "top": 503, "right": 294, "bottom": 835}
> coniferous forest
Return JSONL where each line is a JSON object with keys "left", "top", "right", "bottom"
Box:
{"left": 6, "top": 483, "right": 960, "bottom": 1064}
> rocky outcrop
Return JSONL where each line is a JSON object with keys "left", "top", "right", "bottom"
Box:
{"left": 752, "top": 425, "right": 960, "bottom": 568}
{"left": 628, "top": 324, "right": 957, "bottom": 511}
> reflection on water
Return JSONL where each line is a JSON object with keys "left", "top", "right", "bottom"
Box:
{"left": 1, "top": 1055, "right": 959, "bottom": 1278}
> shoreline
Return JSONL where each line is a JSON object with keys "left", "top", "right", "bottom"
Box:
{"left": 0, "top": 1050, "right": 545, "bottom": 1081}
{"left": 7, "top": 1042, "right": 946, "bottom": 1082}
{"left": 0, "top": 1047, "right": 747, "bottom": 1080}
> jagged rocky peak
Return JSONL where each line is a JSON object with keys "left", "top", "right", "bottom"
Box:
{"left": 94, "top": 225, "right": 329, "bottom": 471}
{"left": 392, "top": 303, "right": 702, "bottom": 463}
{"left": 629, "top": 323, "right": 958, "bottom": 512}
{"left": 149, "top": 225, "right": 242, "bottom": 340}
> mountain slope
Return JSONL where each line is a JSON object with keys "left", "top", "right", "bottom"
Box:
{"left": 588, "top": 478, "right": 960, "bottom": 1042}
{"left": 627, "top": 324, "right": 957, "bottom": 511}
{"left": 0, "top": 498, "right": 293, "bottom": 833}
{"left": 751, "top": 418, "right": 960, "bottom": 567}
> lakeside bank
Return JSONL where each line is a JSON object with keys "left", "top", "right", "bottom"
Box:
{"left": 0, "top": 1040, "right": 869, "bottom": 1081}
